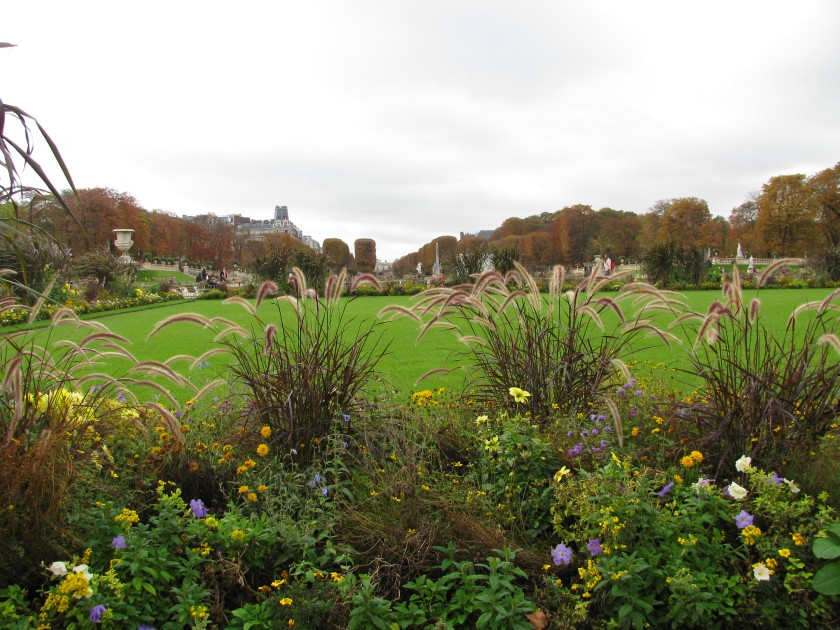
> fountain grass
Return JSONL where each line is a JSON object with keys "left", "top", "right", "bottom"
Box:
{"left": 1, "top": 287, "right": 835, "bottom": 403}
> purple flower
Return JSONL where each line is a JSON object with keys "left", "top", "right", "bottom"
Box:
{"left": 116, "top": 392, "right": 126, "bottom": 403}
{"left": 189, "top": 499, "right": 208, "bottom": 518}
{"left": 343, "top": 414, "right": 351, "bottom": 423}
{"left": 581, "top": 430, "right": 589, "bottom": 437}
{"left": 657, "top": 482, "right": 674, "bottom": 497}
{"left": 551, "top": 543, "right": 573, "bottom": 566}
{"left": 616, "top": 388, "right": 626, "bottom": 395}
{"left": 90, "top": 604, "right": 106, "bottom": 623}
{"left": 735, "top": 510, "right": 754, "bottom": 529}
{"left": 770, "top": 472, "right": 784, "bottom": 485}
{"left": 629, "top": 407, "right": 638, "bottom": 417}
{"left": 322, "top": 487, "right": 328, "bottom": 496}
{"left": 591, "top": 429, "right": 599, "bottom": 436}
{"left": 112, "top": 535, "right": 127, "bottom": 549}
{"left": 634, "top": 390, "right": 644, "bottom": 396}
{"left": 567, "top": 431, "right": 574, "bottom": 437}
{"left": 599, "top": 440, "right": 608, "bottom": 448}
{"left": 587, "top": 538, "right": 602, "bottom": 557}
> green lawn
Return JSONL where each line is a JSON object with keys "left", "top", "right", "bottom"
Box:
{"left": 4, "top": 287, "right": 836, "bottom": 403}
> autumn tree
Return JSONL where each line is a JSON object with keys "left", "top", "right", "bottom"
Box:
{"left": 728, "top": 197, "right": 759, "bottom": 256}
{"left": 190, "top": 214, "right": 234, "bottom": 267}
{"left": 599, "top": 210, "right": 643, "bottom": 261}
{"left": 322, "top": 238, "right": 352, "bottom": 271}
{"left": 148, "top": 211, "right": 186, "bottom": 259}
{"left": 354, "top": 238, "right": 377, "bottom": 273}
{"left": 551, "top": 204, "right": 597, "bottom": 265}
{"left": 808, "top": 162, "right": 840, "bottom": 249}
{"left": 45, "top": 187, "right": 150, "bottom": 256}
{"left": 755, "top": 174, "right": 817, "bottom": 256}
{"left": 656, "top": 197, "right": 712, "bottom": 249}
{"left": 521, "top": 232, "right": 552, "bottom": 269}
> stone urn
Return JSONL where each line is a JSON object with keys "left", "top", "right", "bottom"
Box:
{"left": 113, "top": 229, "right": 135, "bottom": 264}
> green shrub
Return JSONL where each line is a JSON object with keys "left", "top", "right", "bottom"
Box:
{"left": 548, "top": 453, "right": 836, "bottom": 627}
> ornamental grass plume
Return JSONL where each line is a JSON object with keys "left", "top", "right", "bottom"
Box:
{"left": 676, "top": 268, "right": 840, "bottom": 479}
{"left": 385, "top": 261, "right": 680, "bottom": 430}
{"left": 151, "top": 271, "right": 388, "bottom": 456}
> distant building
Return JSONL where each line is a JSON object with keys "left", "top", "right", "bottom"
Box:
{"left": 237, "top": 205, "right": 321, "bottom": 253}
{"left": 374, "top": 259, "right": 393, "bottom": 274}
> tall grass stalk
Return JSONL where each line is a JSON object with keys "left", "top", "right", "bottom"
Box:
{"left": 151, "top": 269, "right": 388, "bottom": 454}
{"left": 383, "top": 262, "right": 679, "bottom": 430}
{"left": 677, "top": 261, "right": 840, "bottom": 478}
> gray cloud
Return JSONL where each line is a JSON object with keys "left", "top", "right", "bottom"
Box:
{"left": 3, "top": 0, "right": 839, "bottom": 260}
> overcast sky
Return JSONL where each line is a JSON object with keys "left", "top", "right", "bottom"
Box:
{"left": 4, "top": 1, "right": 839, "bottom": 261}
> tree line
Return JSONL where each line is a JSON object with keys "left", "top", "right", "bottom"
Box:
{"left": 394, "top": 162, "right": 839, "bottom": 279}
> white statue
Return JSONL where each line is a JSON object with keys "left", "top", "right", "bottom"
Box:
{"left": 416, "top": 262, "right": 422, "bottom": 274}
{"left": 736, "top": 243, "right": 744, "bottom": 259}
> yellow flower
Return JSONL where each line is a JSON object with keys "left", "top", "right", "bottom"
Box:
{"left": 260, "top": 425, "right": 272, "bottom": 438}
{"left": 247, "top": 492, "right": 257, "bottom": 502}
{"left": 508, "top": 387, "right": 531, "bottom": 403}
{"left": 689, "top": 450, "right": 703, "bottom": 463}
{"left": 680, "top": 455, "right": 695, "bottom": 468}
{"left": 256, "top": 444, "right": 269, "bottom": 457}
{"left": 792, "top": 533, "right": 806, "bottom": 546}
{"left": 288, "top": 620, "right": 296, "bottom": 627}
{"left": 554, "top": 466, "right": 571, "bottom": 482}
{"left": 779, "top": 548, "right": 791, "bottom": 558}
{"left": 231, "top": 529, "right": 246, "bottom": 542}
{"left": 674, "top": 474, "right": 683, "bottom": 484}
{"left": 279, "top": 597, "right": 293, "bottom": 606}
{"left": 631, "top": 427, "right": 639, "bottom": 437}
{"left": 330, "top": 572, "right": 344, "bottom": 582}
{"left": 257, "top": 485, "right": 268, "bottom": 492}
{"left": 238, "top": 485, "right": 249, "bottom": 494}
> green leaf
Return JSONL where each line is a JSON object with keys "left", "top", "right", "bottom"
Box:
{"left": 142, "top": 583, "right": 156, "bottom": 596}
{"left": 813, "top": 537, "right": 840, "bottom": 560}
{"left": 812, "top": 561, "right": 840, "bottom": 596}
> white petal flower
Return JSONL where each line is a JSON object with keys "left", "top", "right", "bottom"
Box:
{"left": 753, "top": 563, "right": 771, "bottom": 581}
{"left": 728, "top": 482, "right": 748, "bottom": 500}
{"left": 735, "top": 455, "right": 752, "bottom": 473}
{"left": 48, "top": 561, "right": 68, "bottom": 577}
{"left": 72, "top": 564, "right": 93, "bottom": 581}
{"left": 785, "top": 479, "right": 800, "bottom": 494}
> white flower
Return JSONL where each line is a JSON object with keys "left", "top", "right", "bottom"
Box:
{"left": 785, "top": 479, "right": 800, "bottom": 494}
{"left": 735, "top": 455, "right": 752, "bottom": 473}
{"left": 753, "top": 563, "right": 771, "bottom": 581}
{"left": 728, "top": 482, "right": 748, "bottom": 500}
{"left": 72, "top": 564, "right": 93, "bottom": 581}
{"left": 48, "top": 561, "right": 68, "bottom": 577}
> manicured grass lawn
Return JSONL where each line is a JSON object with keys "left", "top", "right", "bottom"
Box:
{"left": 4, "top": 287, "right": 836, "bottom": 403}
